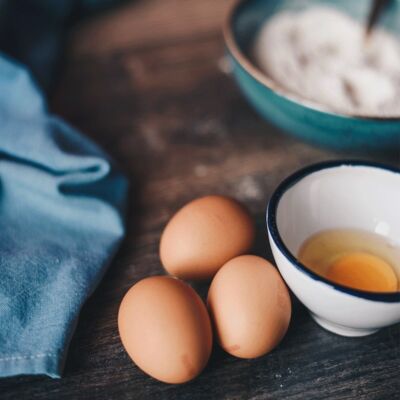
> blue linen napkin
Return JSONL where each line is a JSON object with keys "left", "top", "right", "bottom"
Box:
{"left": 0, "top": 53, "right": 128, "bottom": 378}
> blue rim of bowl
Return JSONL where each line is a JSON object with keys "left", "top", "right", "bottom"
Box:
{"left": 267, "top": 160, "right": 400, "bottom": 303}
{"left": 223, "top": 0, "right": 400, "bottom": 120}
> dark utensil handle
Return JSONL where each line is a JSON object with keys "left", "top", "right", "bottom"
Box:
{"left": 366, "top": 0, "right": 391, "bottom": 35}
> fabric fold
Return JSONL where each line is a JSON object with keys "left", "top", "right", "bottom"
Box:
{"left": 0, "top": 55, "right": 128, "bottom": 378}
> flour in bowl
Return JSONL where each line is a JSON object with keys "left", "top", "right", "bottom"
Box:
{"left": 253, "top": 7, "right": 400, "bottom": 116}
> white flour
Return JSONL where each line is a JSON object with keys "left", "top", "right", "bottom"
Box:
{"left": 253, "top": 7, "right": 400, "bottom": 116}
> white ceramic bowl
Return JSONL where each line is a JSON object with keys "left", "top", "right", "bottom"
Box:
{"left": 267, "top": 161, "right": 400, "bottom": 337}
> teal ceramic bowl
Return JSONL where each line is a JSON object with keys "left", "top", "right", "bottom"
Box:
{"left": 223, "top": 0, "right": 400, "bottom": 152}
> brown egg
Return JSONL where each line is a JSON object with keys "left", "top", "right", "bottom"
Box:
{"left": 207, "top": 255, "right": 291, "bottom": 359}
{"left": 118, "top": 276, "right": 212, "bottom": 384}
{"left": 160, "top": 195, "right": 255, "bottom": 280}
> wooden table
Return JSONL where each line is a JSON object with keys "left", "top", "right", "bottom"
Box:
{"left": 1, "top": 0, "right": 399, "bottom": 398}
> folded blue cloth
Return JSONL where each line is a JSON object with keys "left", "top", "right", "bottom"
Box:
{"left": 0, "top": 54, "right": 128, "bottom": 377}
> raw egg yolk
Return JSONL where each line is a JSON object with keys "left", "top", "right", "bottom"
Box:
{"left": 326, "top": 252, "right": 398, "bottom": 292}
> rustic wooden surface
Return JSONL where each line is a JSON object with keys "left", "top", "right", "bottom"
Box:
{"left": 1, "top": 0, "right": 400, "bottom": 398}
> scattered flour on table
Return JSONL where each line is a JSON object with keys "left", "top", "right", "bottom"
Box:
{"left": 235, "top": 175, "right": 263, "bottom": 201}
{"left": 218, "top": 56, "right": 233, "bottom": 74}
{"left": 194, "top": 164, "right": 209, "bottom": 177}
{"left": 253, "top": 7, "right": 400, "bottom": 116}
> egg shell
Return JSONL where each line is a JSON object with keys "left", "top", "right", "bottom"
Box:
{"left": 118, "top": 276, "right": 213, "bottom": 384}
{"left": 160, "top": 195, "right": 255, "bottom": 280}
{"left": 207, "top": 255, "right": 291, "bottom": 359}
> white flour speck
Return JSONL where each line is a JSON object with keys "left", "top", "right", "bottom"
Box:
{"left": 194, "top": 165, "right": 209, "bottom": 177}
{"left": 218, "top": 56, "right": 233, "bottom": 74}
{"left": 235, "top": 176, "right": 263, "bottom": 201}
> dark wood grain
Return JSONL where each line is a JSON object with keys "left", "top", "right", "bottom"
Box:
{"left": 1, "top": 0, "right": 399, "bottom": 399}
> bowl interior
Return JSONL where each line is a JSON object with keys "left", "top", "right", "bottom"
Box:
{"left": 232, "top": 0, "right": 400, "bottom": 67}
{"left": 275, "top": 164, "right": 400, "bottom": 278}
